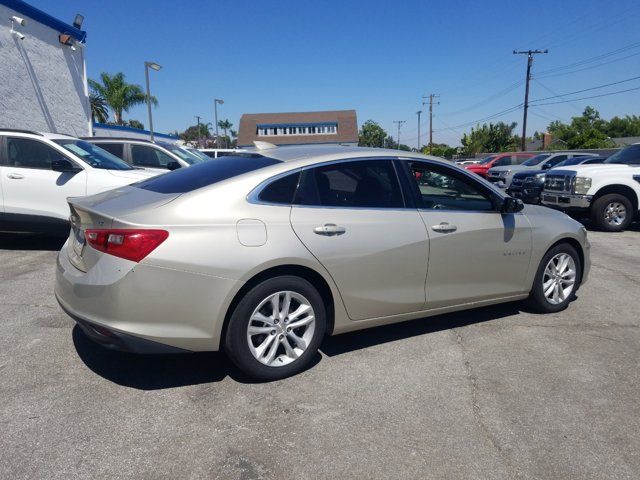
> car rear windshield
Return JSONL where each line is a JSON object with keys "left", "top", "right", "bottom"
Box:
{"left": 53, "top": 139, "right": 133, "bottom": 170}
{"left": 522, "top": 154, "right": 551, "bottom": 166}
{"left": 605, "top": 144, "right": 640, "bottom": 165}
{"left": 158, "top": 143, "right": 204, "bottom": 165}
{"left": 134, "top": 156, "right": 281, "bottom": 193}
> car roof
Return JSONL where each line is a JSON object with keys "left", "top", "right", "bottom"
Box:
{"left": 246, "top": 144, "right": 446, "bottom": 165}
{"left": 0, "top": 129, "right": 79, "bottom": 140}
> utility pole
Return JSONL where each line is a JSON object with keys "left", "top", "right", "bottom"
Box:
{"left": 416, "top": 110, "right": 422, "bottom": 151}
{"left": 195, "top": 115, "right": 202, "bottom": 148}
{"left": 513, "top": 49, "right": 548, "bottom": 151}
{"left": 424, "top": 94, "right": 439, "bottom": 154}
{"left": 393, "top": 120, "right": 406, "bottom": 150}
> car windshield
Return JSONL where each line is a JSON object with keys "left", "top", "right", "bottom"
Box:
{"left": 135, "top": 155, "right": 281, "bottom": 194}
{"left": 605, "top": 144, "right": 640, "bottom": 165}
{"left": 522, "top": 154, "right": 551, "bottom": 166}
{"left": 185, "top": 148, "right": 211, "bottom": 161}
{"left": 158, "top": 143, "right": 204, "bottom": 165}
{"left": 53, "top": 139, "right": 133, "bottom": 170}
{"left": 478, "top": 155, "right": 497, "bottom": 164}
{"left": 554, "top": 157, "right": 592, "bottom": 167}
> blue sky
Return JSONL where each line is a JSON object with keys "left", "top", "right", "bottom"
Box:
{"left": 32, "top": 0, "right": 640, "bottom": 146}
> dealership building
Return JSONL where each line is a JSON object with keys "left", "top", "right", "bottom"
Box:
{"left": 238, "top": 110, "right": 358, "bottom": 148}
{"left": 0, "top": 0, "right": 92, "bottom": 136}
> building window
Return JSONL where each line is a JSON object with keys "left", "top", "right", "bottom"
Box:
{"left": 256, "top": 123, "right": 338, "bottom": 137}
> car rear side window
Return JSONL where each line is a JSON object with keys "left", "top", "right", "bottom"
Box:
{"left": 258, "top": 172, "right": 300, "bottom": 204}
{"left": 135, "top": 156, "right": 281, "bottom": 194}
{"left": 294, "top": 160, "right": 404, "bottom": 208}
{"left": 4, "top": 137, "right": 66, "bottom": 169}
{"left": 98, "top": 143, "right": 125, "bottom": 159}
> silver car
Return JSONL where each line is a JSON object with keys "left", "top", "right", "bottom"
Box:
{"left": 55, "top": 146, "right": 590, "bottom": 380}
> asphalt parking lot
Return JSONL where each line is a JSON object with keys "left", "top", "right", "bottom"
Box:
{"left": 0, "top": 225, "right": 638, "bottom": 480}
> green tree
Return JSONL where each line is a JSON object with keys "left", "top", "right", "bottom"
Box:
{"left": 358, "top": 120, "right": 387, "bottom": 148}
{"left": 89, "top": 72, "right": 157, "bottom": 125}
{"left": 180, "top": 123, "right": 211, "bottom": 144}
{"left": 127, "top": 119, "right": 144, "bottom": 130}
{"left": 89, "top": 93, "right": 108, "bottom": 124}
{"left": 217, "top": 119, "right": 233, "bottom": 147}
{"left": 547, "top": 107, "right": 615, "bottom": 149}
{"left": 603, "top": 115, "right": 640, "bottom": 138}
{"left": 460, "top": 121, "right": 519, "bottom": 155}
{"left": 427, "top": 144, "right": 458, "bottom": 159}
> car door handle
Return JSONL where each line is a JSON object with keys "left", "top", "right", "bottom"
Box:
{"left": 7, "top": 173, "right": 24, "bottom": 179}
{"left": 431, "top": 222, "right": 457, "bottom": 233}
{"left": 313, "top": 224, "right": 346, "bottom": 236}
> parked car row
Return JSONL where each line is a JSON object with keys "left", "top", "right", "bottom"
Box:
{"left": 0, "top": 130, "right": 234, "bottom": 234}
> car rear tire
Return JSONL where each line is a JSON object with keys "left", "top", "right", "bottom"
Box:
{"left": 224, "top": 275, "right": 326, "bottom": 381}
{"left": 526, "top": 243, "right": 581, "bottom": 313}
{"left": 591, "top": 193, "right": 633, "bottom": 232}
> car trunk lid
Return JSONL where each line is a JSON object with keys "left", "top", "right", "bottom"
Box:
{"left": 65, "top": 186, "right": 180, "bottom": 271}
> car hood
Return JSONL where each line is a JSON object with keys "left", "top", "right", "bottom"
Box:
{"left": 512, "top": 169, "right": 546, "bottom": 178}
{"left": 550, "top": 164, "right": 638, "bottom": 176}
{"left": 489, "top": 164, "right": 536, "bottom": 174}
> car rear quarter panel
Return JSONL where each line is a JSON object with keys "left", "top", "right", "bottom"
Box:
{"left": 116, "top": 182, "right": 349, "bottom": 350}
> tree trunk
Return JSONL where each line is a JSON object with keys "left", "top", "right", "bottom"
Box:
{"left": 115, "top": 111, "right": 123, "bottom": 125}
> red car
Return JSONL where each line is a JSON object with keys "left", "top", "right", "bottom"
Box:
{"left": 465, "top": 152, "right": 536, "bottom": 178}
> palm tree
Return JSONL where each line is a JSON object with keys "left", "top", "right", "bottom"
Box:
{"left": 89, "top": 93, "right": 108, "bottom": 123}
{"left": 89, "top": 72, "right": 157, "bottom": 125}
{"left": 218, "top": 119, "right": 233, "bottom": 147}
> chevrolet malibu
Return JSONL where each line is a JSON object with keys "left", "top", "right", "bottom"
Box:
{"left": 55, "top": 145, "right": 590, "bottom": 380}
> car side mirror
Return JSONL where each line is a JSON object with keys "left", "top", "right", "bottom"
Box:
{"left": 501, "top": 196, "right": 524, "bottom": 213}
{"left": 167, "top": 161, "right": 181, "bottom": 171}
{"left": 541, "top": 163, "right": 552, "bottom": 170}
{"left": 51, "top": 158, "right": 82, "bottom": 173}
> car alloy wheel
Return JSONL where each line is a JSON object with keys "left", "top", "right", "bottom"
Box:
{"left": 246, "top": 291, "right": 316, "bottom": 367}
{"left": 603, "top": 201, "right": 626, "bottom": 227}
{"left": 542, "top": 253, "right": 576, "bottom": 305}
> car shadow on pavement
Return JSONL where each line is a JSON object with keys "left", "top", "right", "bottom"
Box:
{"left": 320, "top": 302, "right": 523, "bottom": 357}
{"left": 0, "top": 233, "right": 67, "bottom": 251}
{"left": 72, "top": 325, "right": 321, "bottom": 389}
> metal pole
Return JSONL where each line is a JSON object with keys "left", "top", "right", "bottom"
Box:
{"left": 416, "top": 110, "right": 422, "bottom": 151}
{"left": 521, "top": 54, "right": 533, "bottom": 152}
{"left": 393, "top": 120, "right": 406, "bottom": 150}
{"left": 195, "top": 115, "right": 202, "bottom": 147}
{"left": 514, "top": 49, "right": 548, "bottom": 151}
{"left": 145, "top": 64, "right": 153, "bottom": 142}
{"left": 214, "top": 102, "right": 219, "bottom": 147}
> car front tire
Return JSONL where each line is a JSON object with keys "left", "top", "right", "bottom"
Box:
{"left": 591, "top": 193, "right": 633, "bottom": 232}
{"left": 526, "top": 243, "right": 582, "bottom": 313}
{"left": 224, "top": 275, "right": 326, "bottom": 381}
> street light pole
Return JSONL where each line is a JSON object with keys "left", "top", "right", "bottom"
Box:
{"left": 214, "top": 98, "right": 224, "bottom": 147}
{"left": 144, "top": 61, "right": 162, "bottom": 142}
{"left": 416, "top": 110, "right": 422, "bottom": 151}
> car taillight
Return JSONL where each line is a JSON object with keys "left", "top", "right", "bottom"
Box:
{"left": 84, "top": 229, "right": 169, "bottom": 262}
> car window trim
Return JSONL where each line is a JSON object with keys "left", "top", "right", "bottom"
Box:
{"left": 3, "top": 136, "right": 81, "bottom": 171}
{"left": 248, "top": 157, "right": 410, "bottom": 210}
{"left": 397, "top": 158, "right": 507, "bottom": 213}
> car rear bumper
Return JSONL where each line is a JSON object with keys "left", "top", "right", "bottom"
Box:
{"left": 541, "top": 193, "right": 592, "bottom": 209}
{"left": 55, "top": 244, "right": 241, "bottom": 352}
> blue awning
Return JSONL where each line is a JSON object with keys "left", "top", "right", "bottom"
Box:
{"left": 2, "top": 0, "right": 87, "bottom": 42}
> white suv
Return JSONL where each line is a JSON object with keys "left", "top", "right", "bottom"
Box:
{"left": 0, "top": 129, "right": 158, "bottom": 234}
{"left": 542, "top": 143, "right": 640, "bottom": 231}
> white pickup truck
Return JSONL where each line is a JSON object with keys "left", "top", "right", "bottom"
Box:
{"left": 541, "top": 143, "right": 640, "bottom": 232}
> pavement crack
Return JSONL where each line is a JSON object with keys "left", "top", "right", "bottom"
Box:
{"left": 591, "top": 261, "right": 640, "bottom": 286}
{"left": 453, "top": 328, "right": 518, "bottom": 479}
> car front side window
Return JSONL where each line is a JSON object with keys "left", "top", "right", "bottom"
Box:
{"left": 294, "top": 160, "right": 404, "bottom": 209}
{"left": 406, "top": 161, "right": 495, "bottom": 211}
{"left": 4, "top": 137, "right": 66, "bottom": 170}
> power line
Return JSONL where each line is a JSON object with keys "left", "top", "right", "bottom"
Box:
{"left": 438, "top": 80, "right": 523, "bottom": 117}
{"left": 536, "top": 51, "right": 640, "bottom": 79}
{"left": 432, "top": 103, "right": 523, "bottom": 133}
{"left": 531, "top": 86, "right": 640, "bottom": 106}
{"left": 530, "top": 75, "right": 640, "bottom": 103}
{"left": 536, "top": 41, "right": 640, "bottom": 77}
